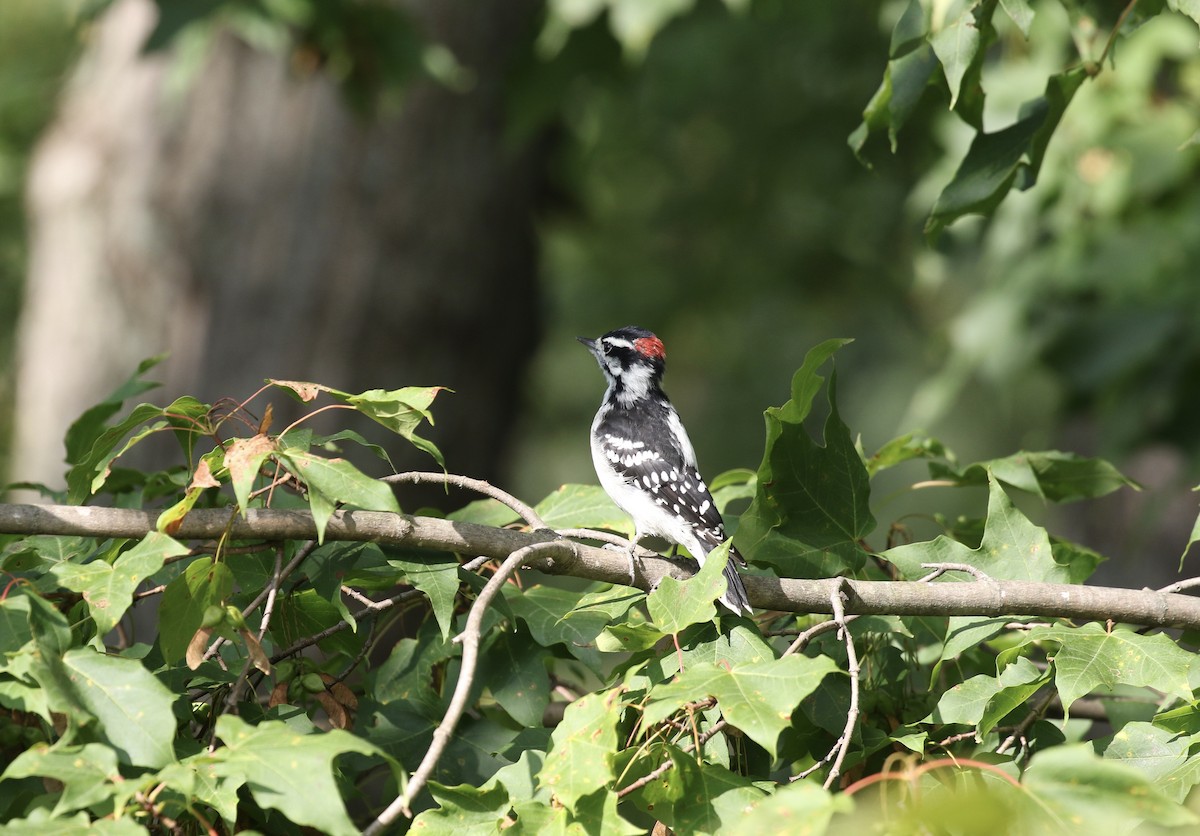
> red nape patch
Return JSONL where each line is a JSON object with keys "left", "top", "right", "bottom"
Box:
{"left": 633, "top": 336, "right": 666, "bottom": 360}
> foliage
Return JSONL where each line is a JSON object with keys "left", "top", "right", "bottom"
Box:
{"left": 5, "top": 346, "right": 1200, "bottom": 833}
{"left": 847, "top": 0, "right": 1200, "bottom": 238}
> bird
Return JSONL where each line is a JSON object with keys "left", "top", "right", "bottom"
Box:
{"left": 578, "top": 325, "right": 752, "bottom": 615}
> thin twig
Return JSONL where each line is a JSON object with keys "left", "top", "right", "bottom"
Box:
{"left": 204, "top": 540, "right": 319, "bottom": 662}
{"left": 997, "top": 689, "right": 1058, "bottom": 756}
{"left": 781, "top": 615, "right": 859, "bottom": 657}
{"left": 1157, "top": 577, "right": 1200, "bottom": 595}
{"left": 616, "top": 719, "right": 729, "bottom": 798}
{"left": 384, "top": 472, "right": 547, "bottom": 530}
{"left": 556, "top": 527, "right": 657, "bottom": 556}
{"left": 822, "top": 580, "right": 860, "bottom": 789}
{"left": 269, "top": 555, "right": 491, "bottom": 663}
{"left": 1098, "top": 0, "right": 1139, "bottom": 68}
{"left": 919, "top": 562, "right": 995, "bottom": 583}
{"left": 257, "top": 545, "right": 285, "bottom": 641}
{"left": 364, "top": 541, "right": 567, "bottom": 833}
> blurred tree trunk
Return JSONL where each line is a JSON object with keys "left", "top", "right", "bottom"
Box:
{"left": 13, "top": 0, "right": 544, "bottom": 497}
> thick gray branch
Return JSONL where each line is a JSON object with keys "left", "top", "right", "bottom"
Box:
{"left": 3, "top": 503, "right": 1199, "bottom": 630}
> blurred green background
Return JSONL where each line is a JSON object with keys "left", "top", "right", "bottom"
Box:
{"left": 3, "top": 0, "right": 1199, "bottom": 585}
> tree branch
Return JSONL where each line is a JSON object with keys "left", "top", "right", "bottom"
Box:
{"left": 3, "top": 503, "right": 1200, "bottom": 629}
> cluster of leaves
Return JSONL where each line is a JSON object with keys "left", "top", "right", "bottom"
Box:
{"left": 848, "top": 0, "right": 1200, "bottom": 238}
{"left": 4, "top": 343, "right": 1200, "bottom": 833}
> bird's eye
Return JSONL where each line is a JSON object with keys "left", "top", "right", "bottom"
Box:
{"left": 601, "top": 341, "right": 612, "bottom": 355}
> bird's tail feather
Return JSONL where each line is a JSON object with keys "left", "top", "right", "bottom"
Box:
{"left": 719, "top": 558, "right": 752, "bottom": 616}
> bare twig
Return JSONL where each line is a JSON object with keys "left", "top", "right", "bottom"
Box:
{"left": 384, "top": 472, "right": 547, "bottom": 530}
{"left": 364, "top": 541, "right": 568, "bottom": 833}
{"left": 616, "top": 719, "right": 729, "bottom": 798}
{"left": 997, "top": 689, "right": 1058, "bottom": 756}
{"left": 919, "top": 562, "right": 996, "bottom": 584}
{"left": 257, "top": 545, "right": 285, "bottom": 641}
{"left": 268, "top": 555, "right": 491, "bottom": 664}
{"left": 556, "top": 527, "right": 657, "bottom": 557}
{"left": 204, "top": 540, "right": 319, "bottom": 662}
{"left": 823, "top": 581, "right": 861, "bottom": 789}
{"left": 781, "top": 615, "right": 859, "bottom": 657}
{"left": 1157, "top": 577, "right": 1200, "bottom": 595}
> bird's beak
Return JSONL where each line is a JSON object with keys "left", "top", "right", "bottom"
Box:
{"left": 577, "top": 336, "right": 600, "bottom": 356}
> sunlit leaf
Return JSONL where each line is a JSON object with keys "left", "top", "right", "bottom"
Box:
{"left": 51, "top": 532, "right": 187, "bottom": 635}
{"left": 537, "top": 689, "right": 622, "bottom": 811}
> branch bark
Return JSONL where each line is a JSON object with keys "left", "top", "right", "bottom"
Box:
{"left": 3, "top": 503, "right": 1200, "bottom": 629}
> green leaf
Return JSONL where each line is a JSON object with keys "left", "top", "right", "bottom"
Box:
{"left": 209, "top": 715, "right": 384, "bottom": 836}
{"left": 1023, "top": 745, "right": 1196, "bottom": 831}
{"left": 386, "top": 552, "right": 461, "bottom": 640}
{"left": 931, "top": 656, "right": 1047, "bottom": 737}
{"left": 849, "top": 42, "right": 939, "bottom": 160}
{"left": 926, "top": 67, "right": 1089, "bottom": 238}
{"left": 939, "top": 616, "right": 1013, "bottom": 668}
{"left": 1099, "top": 722, "right": 1200, "bottom": 803}
{"left": 312, "top": 428, "right": 396, "bottom": 468}
{"left": 633, "top": 745, "right": 765, "bottom": 833}
{"left": 534, "top": 484, "right": 633, "bottom": 534}
{"left": 647, "top": 541, "right": 729, "bottom": 633}
{"left": 447, "top": 498, "right": 521, "bottom": 528}
{"left": 272, "top": 588, "right": 361, "bottom": 658}
{"left": 644, "top": 655, "right": 840, "bottom": 760}
{"left": 1011, "top": 624, "right": 1195, "bottom": 712}
{"left": 538, "top": 689, "right": 622, "bottom": 811}
{"left": 63, "top": 355, "right": 163, "bottom": 468}
{"left": 883, "top": 476, "right": 1069, "bottom": 582}
{"left": 736, "top": 342, "right": 873, "bottom": 578}
{"left": 999, "top": 0, "right": 1034, "bottom": 36}
{"left": 479, "top": 628, "right": 551, "bottom": 727}
{"left": 342, "top": 385, "right": 447, "bottom": 467}
{"left": 507, "top": 585, "right": 614, "bottom": 667}
{"left": 410, "top": 781, "right": 512, "bottom": 834}
{"left": 51, "top": 532, "right": 188, "bottom": 636}
{"left": 1, "top": 742, "right": 122, "bottom": 813}
{"left": 866, "top": 433, "right": 951, "bottom": 477}
{"left": 1, "top": 810, "right": 148, "bottom": 834}
{"left": 929, "top": 449, "right": 1138, "bottom": 501}
{"left": 1182, "top": 494, "right": 1200, "bottom": 569}
{"left": 1168, "top": 0, "right": 1200, "bottom": 27}
{"left": 276, "top": 448, "right": 400, "bottom": 542}
{"left": 739, "top": 778, "right": 853, "bottom": 831}
{"left": 930, "top": 6, "right": 982, "bottom": 109}
{"left": 159, "top": 558, "right": 234, "bottom": 664}
{"left": 62, "top": 647, "right": 177, "bottom": 768}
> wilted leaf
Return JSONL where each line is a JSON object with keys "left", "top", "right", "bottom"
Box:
{"left": 225, "top": 433, "right": 276, "bottom": 514}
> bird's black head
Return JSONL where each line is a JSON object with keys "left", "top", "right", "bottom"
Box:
{"left": 577, "top": 326, "right": 667, "bottom": 403}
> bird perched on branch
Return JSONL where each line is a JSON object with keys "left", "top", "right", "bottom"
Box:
{"left": 578, "top": 326, "right": 752, "bottom": 615}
